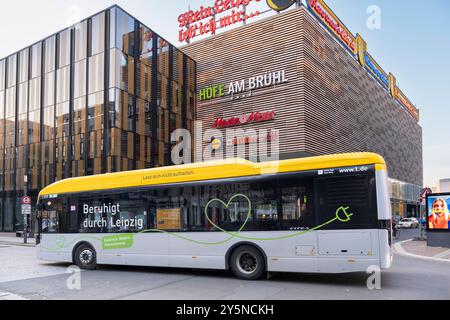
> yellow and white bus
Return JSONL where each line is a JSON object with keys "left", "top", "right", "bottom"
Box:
{"left": 36, "top": 153, "right": 393, "bottom": 280}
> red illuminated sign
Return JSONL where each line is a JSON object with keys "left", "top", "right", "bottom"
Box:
{"left": 394, "top": 87, "right": 420, "bottom": 121}
{"left": 228, "top": 131, "right": 279, "bottom": 146}
{"left": 307, "top": 0, "right": 357, "bottom": 54}
{"left": 178, "top": 0, "right": 262, "bottom": 43}
{"left": 212, "top": 111, "right": 276, "bottom": 129}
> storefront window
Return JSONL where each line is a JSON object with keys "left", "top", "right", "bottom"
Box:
{"left": 3, "top": 197, "right": 14, "bottom": 231}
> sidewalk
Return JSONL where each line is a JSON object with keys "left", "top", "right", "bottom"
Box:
{"left": 395, "top": 239, "right": 450, "bottom": 262}
{"left": 0, "top": 233, "right": 35, "bottom": 247}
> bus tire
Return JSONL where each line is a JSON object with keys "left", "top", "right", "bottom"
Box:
{"left": 230, "top": 245, "right": 265, "bottom": 280}
{"left": 74, "top": 243, "right": 97, "bottom": 270}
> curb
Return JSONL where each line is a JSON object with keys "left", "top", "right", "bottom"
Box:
{"left": 394, "top": 240, "right": 450, "bottom": 263}
{"left": 0, "top": 241, "right": 35, "bottom": 248}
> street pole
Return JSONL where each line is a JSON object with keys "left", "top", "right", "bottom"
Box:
{"left": 23, "top": 175, "right": 28, "bottom": 245}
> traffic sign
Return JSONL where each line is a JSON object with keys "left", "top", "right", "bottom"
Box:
{"left": 420, "top": 187, "right": 432, "bottom": 205}
{"left": 420, "top": 187, "right": 432, "bottom": 198}
{"left": 21, "top": 196, "right": 31, "bottom": 205}
{"left": 21, "top": 204, "right": 32, "bottom": 216}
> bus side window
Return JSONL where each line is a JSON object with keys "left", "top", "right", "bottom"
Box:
{"left": 104, "top": 191, "right": 148, "bottom": 233}
{"left": 279, "top": 177, "right": 314, "bottom": 230}
{"left": 250, "top": 180, "right": 279, "bottom": 231}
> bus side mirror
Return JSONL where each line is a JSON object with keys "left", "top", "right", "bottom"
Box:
{"left": 36, "top": 203, "right": 44, "bottom": 211}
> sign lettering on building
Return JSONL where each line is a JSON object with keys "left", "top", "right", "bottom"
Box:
{"left": 307, "top": 0, "right": 357, "bottom": 55}
{"left": 364, "top": 53, "right": 389, "bottom": 89}
{"left": 212, "top": 110, "right": 276, "bottom": 129}
{"left": 228, "top": 130, "right": 279, "bottom": 146}
{"left": 178, "top": 0, "right": 263, "bottom": 43}
{"left": 356, "top": 35, "right": 419, "bottom": 122}
{"left": 394, "top": 87, "right": 420, "bottom": 121}
{"left": 199, "top": 70, "right": 289, "bottom": 102}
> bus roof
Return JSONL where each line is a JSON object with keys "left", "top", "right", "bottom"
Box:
{"left": 39, "top": 152, "right": 386, "bottom": 196}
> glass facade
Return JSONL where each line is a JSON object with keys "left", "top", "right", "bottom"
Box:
{"left": 0, "top": 5, "right": 196, "bottom": 231}
{"left": 389, "top": 178, "right": 422, "bottom": 218}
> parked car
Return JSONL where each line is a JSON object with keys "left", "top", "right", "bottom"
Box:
{"left": 398, "top": 218, "right": 419, "bottom": 229}
{"left": 410, "top": 218, "right": 420, "bottom": 228}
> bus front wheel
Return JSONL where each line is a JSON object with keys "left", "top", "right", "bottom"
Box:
{"left": 230, "top": 245, "right": 265, "bottom": 280}
{"left": 74, "top": 244, "right": 97, "bottom": 270}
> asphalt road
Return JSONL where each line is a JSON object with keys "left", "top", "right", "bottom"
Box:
{"left": 0, "top": 228, "right": 448, "bottom": 300}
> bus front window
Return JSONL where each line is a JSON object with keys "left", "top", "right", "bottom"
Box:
{"left": 38, "top": 199, "right": 62, "bottom": 234}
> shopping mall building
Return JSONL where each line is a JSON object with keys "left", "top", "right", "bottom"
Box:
{"left": 182, "top": 1, "right": 423, "bottom": 219}
{"left": 0, "top": 1, "right": 422, "bottom": 232}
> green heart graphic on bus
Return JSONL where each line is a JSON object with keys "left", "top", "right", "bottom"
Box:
{"left": 204, "top": 194, "right": 252, "bottom": 234}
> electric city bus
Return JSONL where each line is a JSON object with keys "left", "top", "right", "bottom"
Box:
{"left": 36, "top": 153, "right": 393, "bottom": 280}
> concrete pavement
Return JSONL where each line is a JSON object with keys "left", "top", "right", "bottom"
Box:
{"left": 395, "top": 239, "right": 450, "bottom": 263}
{"left": 0, "top": 233, "right": 35, "bottom": 247}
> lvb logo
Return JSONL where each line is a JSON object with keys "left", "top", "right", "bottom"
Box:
{"left": 266, "top": 0, "right": 297, "bottom": 11}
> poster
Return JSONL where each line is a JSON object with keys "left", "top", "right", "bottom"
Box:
{"left": 157, "top": 208, "right": 182, "bottom": 230}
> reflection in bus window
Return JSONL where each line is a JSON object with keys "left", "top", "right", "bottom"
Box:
{"left": 280, "top": 177, "right": 314, "bottom": 230}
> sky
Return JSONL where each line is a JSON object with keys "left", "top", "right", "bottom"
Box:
{"left": 0, "top": 0, "right": 449, "bottom": 188}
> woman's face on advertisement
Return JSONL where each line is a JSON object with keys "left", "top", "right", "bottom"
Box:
{"left": 433, "top": 199, "right": 446, "bottom": 216}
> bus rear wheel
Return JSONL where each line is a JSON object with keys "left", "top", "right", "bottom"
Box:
{"left": 230, "top": 245, "right": 265, "bottom": 280}
{"left": 74, "top": 244, "right": 97, "bottom": 270}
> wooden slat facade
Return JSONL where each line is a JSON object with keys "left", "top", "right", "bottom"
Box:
{"left": 182, "top": 7, "right": 422, "bottom": 186}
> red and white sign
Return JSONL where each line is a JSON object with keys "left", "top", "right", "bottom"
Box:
{"left": 21, "top": 196, "right": 31, "bottom": 205}
{"left": 178, "top": 0, "right": 262, "bottom": 43}
{"left": 212, "top": 111, "right": 276, "bottom": 129}
{"left": 420, "top": 187, "right": 432, "bottom": 204}
{"left": 307, "top": 0, "right": 357, "bottom": 54}
{"left": 228, "top": 131, "right": 279, "bottom": 146}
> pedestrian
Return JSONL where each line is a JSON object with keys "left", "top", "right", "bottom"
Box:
{"left": 392, "top": 218, "right": 398, "bottom": 239}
